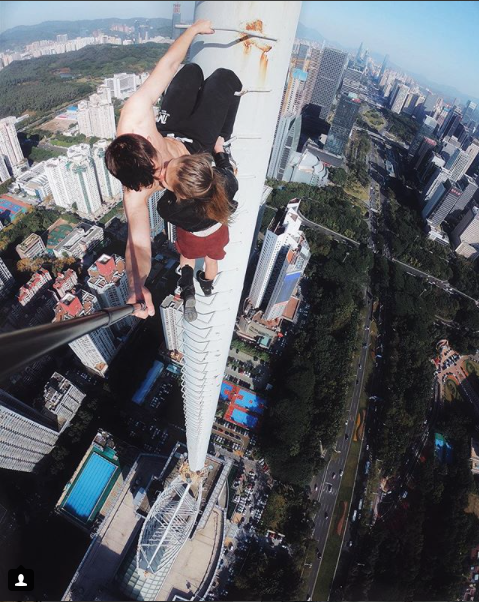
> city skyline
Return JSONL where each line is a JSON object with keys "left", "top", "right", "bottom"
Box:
{"left": 1, "top": 1, "right": 478, "bottom": 100}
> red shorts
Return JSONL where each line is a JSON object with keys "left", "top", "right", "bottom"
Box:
{"left": 175, "top": 225, "right": 229, "bottom": 260}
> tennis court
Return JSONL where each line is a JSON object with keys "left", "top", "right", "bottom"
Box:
{"left": 231, "top": 408, "right": 258, "bottom": 429}
{"left": 234, "top": 389, "right": 267, "bottom": 414}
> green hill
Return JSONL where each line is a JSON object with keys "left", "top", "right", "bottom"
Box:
{"left": 0, "top": 42, "right": 169, "bottom": 118}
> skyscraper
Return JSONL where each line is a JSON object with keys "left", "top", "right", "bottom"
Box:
{"left": 77, "top": 93, "right": 116, "bottom": 139}
{"left": 282, "top": 68, "right": 308, "bottom": 115}
{"left": 451, "top": 205, "right": 479, "bottom": 259}
{"left": 0, "top": 256, "right": 14, "bottom": 300}
{"left": 67, "top": 145, "right": 103, "bottom": 215}
{"left": 87, "top": 254, "right": 129, "bottom": 307}
{"left": 310, "top": 47, "right": 348, "bottom": 119}
{"left": 267, "top": 113, "right": 302, "bottom": 180}
{"left": 172, "top": 3, "right": 181, "bottom": 39}
{"left": 0, "top": 116, "right": 24, "bottom": 175}
{"left": 0, "top": 155, "right": 9, "bottom": 183}
{"left": 408, "top": 115, "right": 438, "bottom": 160}
{"left": 301, "top": 46, "right": 321, "bottom": 108}
{"left": 0, "top": 389, "right": 60, "bottom": 472}
{"left": 341, "top": 65, "right": 364, "bottom": 96}
{"left": 147, "top": 191, "right": 166, "bottom": 239}
{"left": 92, "top": 140, "right": 122, "bottom": 200}
{"left": 160, "top": 294, "right": 184, "bottom": 353}
{"left": 445, "top": 147, "right": 472, "bottom": 181}
{"left": 0, "top": 378, "right": 84, "bottom": 472}
{"left": 263, "top": 233, "right": 310, "bottom": 321}
{"left": 463, "top": 100, "right": 477, "bottom": 124}
{"left": 378, "top": 54, "right": 389, "bottom": 81}
{"left": 422, "top": 176, "right": 478, "bottom": 227}
{"left": 53, "top": 290, "right": 117, "bottom": 376}
{"left": 249, "top": 200, "right": 305, "bottom": 310}
{"left": 324, "top": 93, "right": 361, "bottom": 156}
{"left": 438, "top": 106, "right": 461, "bottom": 140}
{"left": 390, "top": 83, "right": 410, "bottom": 114}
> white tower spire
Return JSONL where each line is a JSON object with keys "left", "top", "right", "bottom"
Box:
{"left": 137, "top": 2, "right": 302, "bottom": 592}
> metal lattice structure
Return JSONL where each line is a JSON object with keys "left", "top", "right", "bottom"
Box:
{"left": 137, "top": 475, "right": 202, "bottom": 580}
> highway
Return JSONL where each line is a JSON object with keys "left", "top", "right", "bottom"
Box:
{"left": 304, "top": 131, "right": 379, "bottom": 600}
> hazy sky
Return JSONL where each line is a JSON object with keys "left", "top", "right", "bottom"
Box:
{"left": 1, "top": 1, "right": 478, "bottom": 98}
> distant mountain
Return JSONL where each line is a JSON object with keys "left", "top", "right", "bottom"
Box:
{"left": 0, "top": 18, "right": 171, "bottom": 52}
{"left": 295, "top": 22, "right": 478, "bottom": 106}
{"left": 295, "top": 22, "right": 325, "bottom": 45}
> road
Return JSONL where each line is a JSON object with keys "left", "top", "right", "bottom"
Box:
{"left": 305, "top": 293, "right": 373, "bottom": 599}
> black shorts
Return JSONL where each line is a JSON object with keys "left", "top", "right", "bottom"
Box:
{"left": 156, "top": 64, "right": 242, "bottom": 153}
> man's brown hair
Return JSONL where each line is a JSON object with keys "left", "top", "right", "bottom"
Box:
{"left": 105, "top": 134, "right": 159, "bottom": 191}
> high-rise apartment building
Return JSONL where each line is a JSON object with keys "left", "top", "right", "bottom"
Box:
{"left": 42, "top": 372, "right": 85, "bottom": 429}
{"left": 66, "top": 145, "right": 102, "bottom": 215}
{"left": 0, "top": 116, "right": 24, "bottom": 175}
{"left": 267, "top": 113, "right": 302, "bottom": 180}
{"left": 324, "top": 93, "right": 361, "bottom": 156}
{"left": 46, "top": 144, "right": 105, "bottom": 214}
{"left": 0, "top": 374, "right": 84, "bottom": 472}
{"left": 160, "top": 294, "right": 184, "bottom": 353}
{"left": 390, "top": 83, "right": 410, "bottom": 114}
{"left": 16, "top": 232, "right": 46, "bottom": 259}
{"left": 0, "top": 389, "right": 60, "bottom": 472}
{"left": 53, "top": 290, "right": 117, "bottom": 376}
{"left": 104, "top": 73, "right": 138, "bottom": 100}
{"left": 0, "top": 155, "right": 10, "bottom": 183}
{"left": 77, "top": 93, "right": 116, "bottom": 139}
{"left": 44, "top": 156, "right": 76, "bottom": 210}
{"left": 249, "top": 200, "right": 306, "bottom": 310}
{"left": 0, "top": 256, "right": 14, "bottom": 299}
{"left": 16, "top": 268, "right": 52, "bottom": 306}
{"left": 87, "top": 254, "right": 133, "bottom": 333}
{"left": 92, "top": 140, "right": 122, "bottom": 200}
{"left": 53, "top": 269, "right": 78, "bottom": 299}
{"left": 147, "top": 191, "right": 166, "bottom": 239}
{"left": 263, "top": 233, "right": 310, "bottom": 321}
{"left": 310, "top": 47, "right": 348, "bottom": 119}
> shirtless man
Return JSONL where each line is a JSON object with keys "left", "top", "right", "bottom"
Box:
{"left": 110, "top": 20, "right": 214, "bottom": 319}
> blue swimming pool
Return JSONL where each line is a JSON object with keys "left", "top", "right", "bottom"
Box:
{"left": 231, "top": 408, "right": 258, "bottom": 429}
{"left": 234, "top": 390, "right": 266, "bottom": 414}
{"left": 63, "top": 452, "right": 117, "bottom": 522}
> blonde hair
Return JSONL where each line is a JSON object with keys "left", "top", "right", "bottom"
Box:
{"left": 172, "top": 153, "right": 233, "bottom": 225}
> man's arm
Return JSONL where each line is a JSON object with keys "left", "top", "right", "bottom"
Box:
{"left": 123, "top": 188, "right": 155, "bottom": 318}
{"left": 124, "top": 19, "right": 214, "bottom": 111}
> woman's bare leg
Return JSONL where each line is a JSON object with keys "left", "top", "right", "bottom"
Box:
{"left": 204, "top": 256, "right": 218, "bottom": 280}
